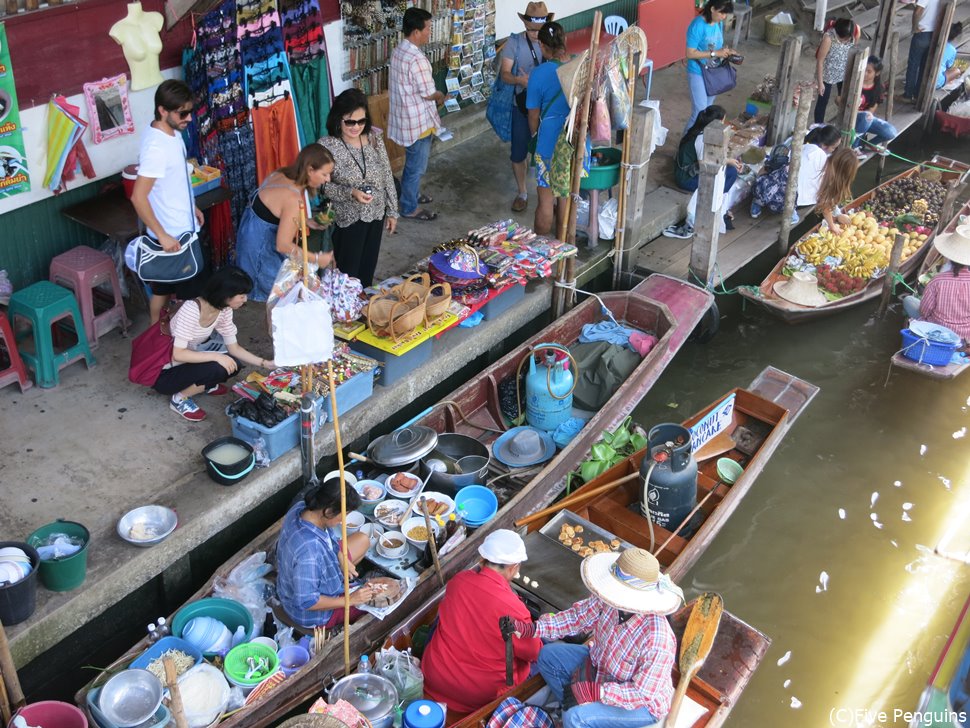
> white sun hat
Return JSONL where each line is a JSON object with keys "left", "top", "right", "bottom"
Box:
{"left": 478, "top": 529, "right": 528, "bottom": 565}
{"left": 581, "top": 548, "right": 685, "bottom": 615}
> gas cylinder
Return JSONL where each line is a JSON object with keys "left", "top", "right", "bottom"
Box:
{"left": 639, "top": 423, "right": 697, "bottom": 530}
{"left": 524, "top": 343, "right": 574, "bottom": 432}
{"left": 403, "top": 700, "right": 446, "bottom": 728}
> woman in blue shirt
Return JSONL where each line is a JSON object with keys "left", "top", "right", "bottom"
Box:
{"left": 526, "top": 21, "right": 571, "bottom": 236}
{"left": 937, "top": 22, "right": 964, "bottom": 88}
{"left": 276, "top": 479, "right": 379, "bottom": 629}
{"left": 684, "top": 0, "right": 736, "bottom": 131}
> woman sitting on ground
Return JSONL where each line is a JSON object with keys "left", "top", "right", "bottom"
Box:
{"left": 276, "top": 478, "right": 383, "bottom": 631}
{"left": 814, "top": 147, "right": 859, "bottom": 236}
{"left": 854, "top": 56, "right": 898, "bottom": 153}
{"left": 151, "top": 266, "right": 275, "bottom": 422}
{"left": 236, "top": 144, "right": 335, "bottom": 302}
{"left": 903, "top": 226, "right": 970, "bottom": 345}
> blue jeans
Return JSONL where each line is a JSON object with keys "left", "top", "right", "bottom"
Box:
{"left": 236, "top": 206, "right": 284, "bottom": 302}
{"left": 686, "top": 72, "right": 714, "bottom": 131}
{"left": 400, "top": 134, "right": 433, "bottom": 216}
{"left": 903, "top": 295, "right": 922, "bottom": 319}
{"left": 510, "top": 106, "right": 531, "bottom": 164}
{"left": 537, "top": 642, "right": 659, "bottom": 728}
{"left": 905, "top": 31, "right": 932, "bottom": 98}
{"left": 678, "top": 163, "right": 738, "bottom": 193}
{"left": 855, "top": 113, "right": 898, "bottom": 147}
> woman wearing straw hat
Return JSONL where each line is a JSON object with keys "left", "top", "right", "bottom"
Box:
{"left": 500, "top": 3, "right": 554, "bottom": 214}
{"left": 903, "top": 225, "right": 970, "bottom": 343}
{"left": 422, "top": 530, "right": 541, "bottom": 715}
{"left": 507, "top": 548, "right": 683, "bottom": 728}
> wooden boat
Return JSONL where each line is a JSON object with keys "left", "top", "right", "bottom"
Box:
{"left": 739, "top": 155, "right": 970, "bottom": 324}
{"left": 382, "top": 589, "right": 770, "bottom": 728}
{"left": 74, "top": 274, "right": 715, "bottom": 727}
{"left": 910, "top": 592, "right": 970, "bottom": 728}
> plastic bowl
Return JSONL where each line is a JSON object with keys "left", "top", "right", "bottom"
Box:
{"left": 384, "top": 471, "right": 422, "bottom": 499}
{"left": 455, "top": 485, "right": 499, "bottom": 527}
{"left": 716, "top": 458, "right": 744, "bottom": 485}
{"left": 413, "top": 491, "right": 455, "bottom": 519}
{"left": 172, "top": 598, "right": 253, "bottom": 657}
{"left": 377, "top": 531, "right": 408, "bottom": 558}
{"left": 117, "top": 506, "right": 178, "bottom": 547}
{"left": 374, "top": 500, "right": 408, "bottom": 529}
{"left": 354, "top": 480, "right": 387, "bottom": 516}
{"left": 223, "top": 642, "right": 280, "bottom": 686}
{"left": 402, "top": 517, "right": 441, "bottom": 552}
{"left": 99, "top": 669, "right": 164, "bottom": 728}
{"left": 324, "top": 470, "right": 358, "bottom": 488}
{"left": 345, "top": 511, "right": 366, "bottom": 534}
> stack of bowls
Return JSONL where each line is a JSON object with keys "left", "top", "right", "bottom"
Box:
{"left": 455, "top": 485, "right": 498, "bottom": 528}
{"left": 0, "top": 546, "right": 33, "bottom": 585}
{"left": 182, "top": 616, "right": 233, "bottom": 654}
{"left": 172, "top": 598, "right": 253, "bottom": 658}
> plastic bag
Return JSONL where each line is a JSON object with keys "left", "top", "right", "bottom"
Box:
{"left": 213, "top": 552, "right": 274, "bottom": 635}
{"left": 598, "top": 198, "right": 619, "bottom": 240}
{"left": 266, "top": 253, "right": 322, "bottom": 318}
{"left": 576, "top": 197, "right": 590, "bottom": 228}
{"left": 590, "top": 93, "right": 612, "bottom": 145}
{"left": 98, "top": 239, "right": 129, "bottom": 297}
{"left": 0, "top": 269, "right": 12, "bottom": 305}
{"left": 318, "top": 267, "right": 364, "bottom": 322}
{"left": 607, "top": 45, "right": 632, "bottom": 131}
{"left": 271, "top": 282, "right": 335, "bottom": 366}
{"left": 377, "top": 646, "right": 423, "bottom": 710}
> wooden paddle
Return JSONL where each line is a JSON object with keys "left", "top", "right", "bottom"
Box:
{"left": 163, "top": 655, "right": 189, "bottom": 728}
{"left": 514, "top": 472, "right": 640, "bottom": 528}
{"left": 666, "top": 592, "right": 723, "bottom": 727}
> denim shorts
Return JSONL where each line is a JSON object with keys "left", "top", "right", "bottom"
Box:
{"left": 510, "top": 106, "right": 531, "bottom": 164}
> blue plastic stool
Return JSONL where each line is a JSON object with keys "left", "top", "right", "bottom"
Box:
{"left": 8, "top": 281, "right": 96, "bottom": 388}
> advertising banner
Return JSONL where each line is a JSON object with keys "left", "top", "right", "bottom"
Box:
{"left": 0, "top": 23, "right": 31, "bottom": 198}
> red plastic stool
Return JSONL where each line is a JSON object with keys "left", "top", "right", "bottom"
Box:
{"left": 0, "top": 311, "right": 33, "bottom": 392}
{"left": 49, "top": 246, "right": 129, "bottom": 349}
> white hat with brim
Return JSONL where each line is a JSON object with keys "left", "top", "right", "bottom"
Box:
{"left": 478, "top": 529, "right": 528, "bottom": 564}
{"left": 580, "top": 549, "right": 685, "bottom": 615}
{"left": 934, "top": 225, "right": 970, "bottom": 266}
{"left": 773, "top": 270, "right": 828, "bottom": 308}
{"left": 493, "top": 426, "right": 557, "bottom": 468}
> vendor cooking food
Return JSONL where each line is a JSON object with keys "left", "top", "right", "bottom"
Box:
{"left": 276, "top": 478, "right": 382, "bottom": 630}
{"left": 422, "top": 530, "right": 540, "bottom": 715}
{"left": 507, "top": 548, "right": 684, "bottom": 728}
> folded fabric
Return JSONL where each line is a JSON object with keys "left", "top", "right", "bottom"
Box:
{"left": 459, "top": 311, "right": 484, "bottom": 328}
{"left": 578, "top": 321, "right": 644, "bottom": 350}
{"left": 629, "top": 331, "right": 658, "bottom": 356}
{"left": 552, "top": 416, "right": 588, "bottom": 448}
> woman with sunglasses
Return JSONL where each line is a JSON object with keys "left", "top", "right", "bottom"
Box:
{"left": 236, "top": 143, "right": 335, "bottom": 302}
{"left": 318, "top": 89, "right": 399, "bottom": 288}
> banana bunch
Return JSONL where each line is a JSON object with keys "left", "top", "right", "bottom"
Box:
{"left": 796, "top": 233, "right": 845, "bottom": 265}
{"left": 911, "top": 199, "right": 929, "bottom": 216}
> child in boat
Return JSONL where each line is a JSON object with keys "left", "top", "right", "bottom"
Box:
{"left": 903, "top": 226, "right": 970, "bottom": 344}
{"left": 508, "top": 548, "right": 684, "bottom": 728}
{"left": 814, "top": 147, "right": 859, "bottom": 236}
{"left": 422, "top": 530, "right": 541, "bottom": 715}
{"left": 276, "top": 479, "right": 382, "bottom": 630}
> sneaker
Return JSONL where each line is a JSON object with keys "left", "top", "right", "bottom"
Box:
{"left": 724, "top": 214, "right": 735, "bottom": 231}
{"left": 206, "top": 383, "right": 230, "bottom": 396}
{"left": 171, "top": 395, "right": 206, "bottom": 421}
{"left": 662, "top": 223, "right": 694, "bottom": 239}
{"left": 750, "top": 201, "right": 763, "bottom": 219}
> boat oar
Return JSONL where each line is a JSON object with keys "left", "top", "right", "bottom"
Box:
{"left": 421, "top": 499, "right": 445, "bottom": 587}
{"left": 163, "top": 655, "right": 189, "bottom": 728}
{"left": 514, "top": 472, "right": 640, "bottom": 528}
{"left": 666, "top": 592, "right": 723, "bottom": 727}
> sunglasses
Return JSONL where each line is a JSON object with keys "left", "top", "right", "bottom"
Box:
{"left": 342, "top": 117, "right": 367, "bottom": 126}
{"left": 171, "top": 108, "right": 193, "bottom": 119}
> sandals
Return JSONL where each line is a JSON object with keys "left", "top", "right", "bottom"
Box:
{"left": 511, "top": 194, "right": 528, "bottom": 212}
{"left": 418, "top": 194, "right": 434, "bottom": 204}
{"left": 402, "top": 208, "right": 438, "bottom": 221}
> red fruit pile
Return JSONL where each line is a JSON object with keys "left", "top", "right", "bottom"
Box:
{"left": 815, "top": 264, "right": 866, "bottom": 296}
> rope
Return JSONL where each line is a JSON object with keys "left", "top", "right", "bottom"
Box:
{"left": 856, "top": 137, "right": 961, "bottom": 173}
{"left": 687, "top": 262, "right": 763, "bottom": 298}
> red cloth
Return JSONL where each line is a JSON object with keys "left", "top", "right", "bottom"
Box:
{"left": 422, "top": 567, "right": 541, "bottom": 713}
{"left": 920, "top": 267, "right": 970, "bottom": 342}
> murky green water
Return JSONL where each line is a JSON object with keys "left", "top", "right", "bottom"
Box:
{"left": 631, "top": 132, "right": 970, "bottom": 727}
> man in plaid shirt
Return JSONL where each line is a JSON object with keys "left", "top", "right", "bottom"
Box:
{"left": 389, "top": 7, "right": 444, "bottom": 221}
{"left": 508, "top": 548, "right": 684, "bottom": 728}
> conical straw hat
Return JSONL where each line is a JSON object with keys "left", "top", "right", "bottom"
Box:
{"left": 773, "top": 270, "right": 827, "bottom": 307}
{"left": 556, "top": 50, "right": 590, "bottom": 104}
{"left": 934, "top": 224, "right": 970, "bottom": 266}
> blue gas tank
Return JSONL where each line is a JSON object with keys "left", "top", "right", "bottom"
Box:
{"left": 640, "top": 423, "right": 697, "bottom": 530}
{"left": 524, "top": 343, "right": 574, "bottom": 432}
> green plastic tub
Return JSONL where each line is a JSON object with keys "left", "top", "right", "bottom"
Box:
{"left": 172, "top": 598, "right": 254, "bottom": 657}
{"left": 26, "top": 520, "right": 89, "bottom": 592}
{"left": 581, "top": 147, "right": 622, "bottom": 190}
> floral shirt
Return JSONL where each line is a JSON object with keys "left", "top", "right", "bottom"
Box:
{"left": 319, "top": 130, "right": 399, "bottom": 228}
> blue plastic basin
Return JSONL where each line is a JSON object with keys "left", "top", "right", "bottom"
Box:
{"left": 455, "top": 485, "right": 498, "bottom": 527}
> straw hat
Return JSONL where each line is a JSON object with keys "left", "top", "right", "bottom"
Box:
{"left": 556, "top": 50, "right": 590, "bottom": 102}
{"left": 479, "top": 529, "right": 528, "bottom": 564}
{"left": 518, "top": 2, "right": 554, "bottom": 30}
{"left": 773, "top": 270, "right": 827, "bottom": 307}
{"left": 492, "top": 426, "right": 557, "bottom": 468}
{"left": 580, "top": 548, "right": 685, "bottom": 615}
{"left": 934, "top": 224, "right": 970, "bottom": 266}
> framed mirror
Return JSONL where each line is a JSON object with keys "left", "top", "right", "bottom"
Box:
{"left": 83, "top": 74, "right": 135, "bottom": 144}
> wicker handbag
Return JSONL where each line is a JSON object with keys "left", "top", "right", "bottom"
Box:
{"left": 387, "top": 273, "right": 431, "bottom": 306}
{"left": 424, "top": 281, "right": 452, "bottom": 326}
{"left": 365, "top": 291, "right": 425, "bottom": 342}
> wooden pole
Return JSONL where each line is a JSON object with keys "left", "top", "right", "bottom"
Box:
{"left": 766, "top": 34, "right": 803, "bottom": 146}
{"left": 615, "top": 105, "right": 656, "bottom": 286}
{"left": 936, "top": 180, "right": 962, "bottom": 236}
{"left": 917, "top": 0, "right": 957, "bottom": 114}
{"left": 612, "top": 43, "right": 639, "bottom": 287}
{"left": 0, "top": 622, "right": 24, "bottom": 711}
{"left": 688, "top": 121, "right": 730, "bottom": 288}
{"left": 653, "top": 487, "right": 719, "bottom": 558}
{"left": 514, "top": 472, "right": 640, "bottom": 528}
{"left": 837, "top": 46, "right": 871, "bottom": 148}
{"left": 877, "top": 32, "right": 900, "bottom": 185}
{"left": 0, "top": 670, "right": 11, "bottom": 726}
{"left": 163, "top": 655, "right": 189, "bottom": 728}
{"left": 327, "top": 360, "right": 352, "bottom": 676}
{"left": 872, "top": 0, "right": 900, "bottom": 59}
{"left": 878, "top": 233, "right": 907, "bottom": 317}
{"left": 779, "top": 84, "right": 815, "bottom": 256}
{"left": 420, "top": 499, "right": 445, "bottom": 588}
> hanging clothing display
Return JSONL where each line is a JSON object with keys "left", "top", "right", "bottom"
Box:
{"left": 251, "top": 96, "right": 300, "bottom": 183}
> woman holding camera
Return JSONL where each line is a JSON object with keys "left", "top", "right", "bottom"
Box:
{"left": 319, "top": 89, "right": 399, "bottom": 288}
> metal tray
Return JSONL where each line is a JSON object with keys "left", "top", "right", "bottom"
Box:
{"left": 539, "top": 509, "right": 635, "bottom": 555}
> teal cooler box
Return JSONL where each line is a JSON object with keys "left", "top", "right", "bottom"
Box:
{"left": 480, "top": 284, "right": 526, "bottom": 321}
{"left": 321, "top": 361, "right": 378, "bottom": 422}
{"left": 352, "top": 338, "right": 433, "bottom": 387}
{"left": 227, "top": 395, "right": 323, "bottom": 461}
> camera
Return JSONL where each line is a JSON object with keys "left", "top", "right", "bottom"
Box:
{"left": 728, "top": 54, "right": 744, "bottom": 65}
{"left": 357, "top": 184, "right": 373, "bottom": 195}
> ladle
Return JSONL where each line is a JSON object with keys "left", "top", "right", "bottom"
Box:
{"left": 399, "top": 460, "right": 447, "bottom": 523}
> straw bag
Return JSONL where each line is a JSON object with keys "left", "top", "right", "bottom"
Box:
{"left": 424, "top": 281, "right": 452, "bottom": 326}
{"left": 387, "top": 273, "right": 431, "bottom": 306}
{"left": 365, "top": 292, "right": 425, "bottom": 342}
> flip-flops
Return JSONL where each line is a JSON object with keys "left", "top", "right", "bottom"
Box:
{"left": 402, "top": 208, "right": 438, "bottom": 221}
{"left": 511, "top": 194, "right": 528, "bottom": 212}
{"left": 418, "top": 194, "right": 433, "bottom": 204}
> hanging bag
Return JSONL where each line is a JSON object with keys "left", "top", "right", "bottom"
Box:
{"left": 487, "top": 75, "right": 515, "bottom": 143}
{"left": 270, "top": 282, "right": 335, "bottom": 366}
{"left": 606, "top": 45, "right": 632, "bottom": 131}
{"left": 128, "top": 307, "right": 176, "bottom": 386}
{"left": 702, "top": 59, "right": 738, "bottom": 96}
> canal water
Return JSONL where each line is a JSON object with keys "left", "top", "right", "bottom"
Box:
{"left": 631, "top": 131, "right": 970, "bottom": 727}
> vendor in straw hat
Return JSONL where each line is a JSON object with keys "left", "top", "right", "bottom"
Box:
{"left": 903, "top": 224, "right": 970, "bottom": 343}
{"left": 423, "top": 530, "right": 542, "bottom": 715}
{"left": 507, "top": 548, "right": 684, "bottom": 728}
{"left": 500, "top": 3, "right": 555, "bottom": 214}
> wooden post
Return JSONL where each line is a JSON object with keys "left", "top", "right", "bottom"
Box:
{"left": 876, "top": 32, "right": 900, "bottom": 185}
{"left": 688, "top": 121, "right": 730, "bottom": 288}
{"left": 936, "top": 180, "right": 962, "bottom": 236}
{"left": 615, "top": 105, "right": 656, "bottom": 285}
{"left": 779, "top": 84, "right": 815, "bottom": 256}
{"left": 612, "top": 43, "right": 640, "bottom": 288}
{"left": 0, "top": 623, "right": 24, "bottom": 712}
{"left": 837, "top": 46, "right": 871, "bottom": 147}
{"left": 872, "top": 0, "right": 900, "bottom": 59}
{"left": 164, "top": 656, "right": 190, "bottom": 728}
{"left": 878, "top": 233, "right": 907, "bottom": 317}
{"left": 766, "top": 34, "right": 803, "bottom": 146}
{"left": 917, "top": 0, "right": 957, "bottom": 113}
{"left": 0, "top": 671, "right": 11, "bottom": 726}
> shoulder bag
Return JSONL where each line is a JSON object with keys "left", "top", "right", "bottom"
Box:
{"left": 128, "top": 307, "right": 176, "bottom": 386}
{"left": 514, "top": 34, "right": 541, "bottom": 115}
{"left": 702, "top": 59, "right": 737, "bottom": 96}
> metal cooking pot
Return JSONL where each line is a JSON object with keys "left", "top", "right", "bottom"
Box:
{"left": 364, "top": 426, "right": 438, "bottom": 468}
{"left": 326, "top": 672, "right": 398, "bottom": 728}
{"left": 420, "top": 433, "right": 491, "bottom": 496}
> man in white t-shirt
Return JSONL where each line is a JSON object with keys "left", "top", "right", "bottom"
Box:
{"left": 902, "top": 0, "right": 942, "bottom": 101}
{"left": 131, "top": 79, "right": 205, "bottom": 323}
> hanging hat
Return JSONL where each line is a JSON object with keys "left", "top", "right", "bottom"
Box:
{"left": 933, "top": 224, "right": 970, "bottom": 266}
{"left": 581, "top": 548, "right": 685, "bottom": 615}
{"left": 429, "top": 246, "right": 488, "bottom": 280}
{"left": 478, "top": 529, "right": 528, "bottom": 564}
{"left": 492, "top": 426, "right": 557, "bottom": 468}
{"left": 773, "top": 270, "right": 827, "bottom": 308}
{"left": 518, "top": 2, "right": 554, "bottom": 30}
{"left": 556, "top": 50, "right": 590, "bottom": 103}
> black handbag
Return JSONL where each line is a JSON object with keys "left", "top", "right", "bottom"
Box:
{"left": 702, "top": 60, "right": 737, "bottom": 96}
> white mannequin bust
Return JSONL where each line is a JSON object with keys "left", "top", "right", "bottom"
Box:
{"left": 109, "top": 2, "right": 164, "bottom": 91}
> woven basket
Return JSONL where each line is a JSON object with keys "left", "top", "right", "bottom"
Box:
{"left": 765, "top": 19, "right": 795, "bottom": 46}
{"left": 387, "top": 273, "right": 430, "bottom": 306}
{"left": 279, "top": 714, "right": 373, "bottom": 728}
{"left": 365, "top": 292, "right": 425, "bottom": 342}
{"left": 425, "top": 282, "right": 452, "bottom": 326}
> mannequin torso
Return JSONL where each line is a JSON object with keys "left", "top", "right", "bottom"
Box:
{"left": 109, "top": 2, "right": 164, "bottom": 91}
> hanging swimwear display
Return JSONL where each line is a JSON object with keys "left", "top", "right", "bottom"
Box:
{"left": 0, "top": 24, "right": 30, "bottom": 199}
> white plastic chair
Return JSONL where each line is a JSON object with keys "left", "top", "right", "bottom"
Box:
{"left": 603, "top": 15, "right": 628, "bottom": 36}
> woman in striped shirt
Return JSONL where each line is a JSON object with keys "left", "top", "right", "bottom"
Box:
{"left": 904, "top": 225, "right": 970, "bottom": 343}
{"left": 152, "top": 266, "right": 275, "bottom": 421}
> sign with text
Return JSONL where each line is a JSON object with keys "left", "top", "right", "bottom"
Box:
{"left": 689, "top": 393, "right": 736, "bottom": 453}
{"left": 0, "top": 24, "right": 30, "bottom": 198}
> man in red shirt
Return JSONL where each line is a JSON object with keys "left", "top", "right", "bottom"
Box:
{"left": 422, "top": 530, "right": 540, "bottom": 714}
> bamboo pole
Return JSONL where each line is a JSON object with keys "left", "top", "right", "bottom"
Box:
{"left": 0, "top": 622, "right": 24, "bottom": 711}
{"left": 0, "top": 670, "right": 11, "bottom": 726}
{"left": 327, "top": 360, "right": 352, "bottom": 675}
{"left": 163, "top": 655, "right": 189, "bottom": 728}
{"left": 514, "top": 472, "right": 640, "bottom": 527}
{"left": 779, "top": 84, "right": 814, "bottom": 255}
{"left": 299, "top": 200, "right": 311, "bottom": 396}
{"left": 612, "top": 43, "right": 639, "bottom": 288}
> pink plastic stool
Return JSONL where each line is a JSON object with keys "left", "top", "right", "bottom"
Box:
{"left": 49, "top": 246, "right": 129, "bottom": 349}
{"left": 0, "top": 311, "right": 32, "bottom": 392}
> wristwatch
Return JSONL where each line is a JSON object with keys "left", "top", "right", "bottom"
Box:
{"left": 710, "top": 50, "right": 716, "bottom": 58}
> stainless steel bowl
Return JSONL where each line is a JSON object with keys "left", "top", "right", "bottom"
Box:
{"left": 117, "top": 506, "right": 178, "bottom": 547}
{"left": 99, "top": 668, "right": 164, "bottom": 727}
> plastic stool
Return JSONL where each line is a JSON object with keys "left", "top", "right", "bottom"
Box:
{"left": 732, "top": 2, "right": 752, "bottom": 47}
{"left": 49, "top": 246, "right": 129, "bottom": 349}
{"left": 8, "top": 281, "right": 96, "bottom": 388}
{"left": 0, "top": 312, "right": 32, "bottom": 392}
{"left": 640, "top": 59, "right": 654, "bottom": 101}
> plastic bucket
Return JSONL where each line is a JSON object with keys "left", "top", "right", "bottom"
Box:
{"left": 455, "top": 485, "right": 498, "bottom": 527}
{"left": 201, "top": 437, "right": 256, "bottom": 486}
{"left": 10, "top": 700, "right": 88, "bottom": 728}
{"left": 27, "top": 520, "right": 90, "bottom": 592}
{"left": 278, "top": 644, "right": 310, "bottom": 677}
{"left": 121, "top": 165, "right": 138, "bottom": 200}
{"left": 0, "top": 540, "right": 40, "bottom": 625}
